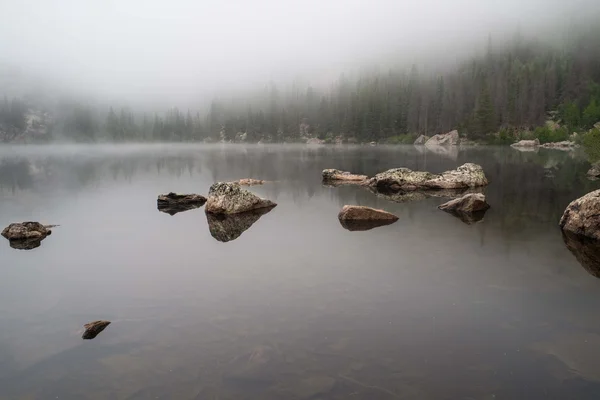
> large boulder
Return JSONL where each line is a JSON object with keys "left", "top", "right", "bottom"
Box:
{"left": 322, "top": 169, "right": 368, "bottom": 183}
{"left": 511, "top": 139, "right": 540, "bottom": 148}
{"left": 338, "top": 205, "right": 398, "bottom": 231}
{"left": 365, "top": 163, "right": 488, "bottom": 193}
{"left": 414, "top": 135, "right": 429, "bottom": 145}
{"left": 560, "top": 190, "right": 600, "bottom": 240}
{"left": 425, "top": 130, "right": 459, "bottom": 146}
{"left": 2, "top": 222, "right": 54, "bottom": 249}
{"left": 206, "top": 206, "right": 275, "bottom": 242}
{"left": 157, "top": 192, "right": 206, "bottom": 215}
{"left": 205, "top": 182, "right": 276, "bottom": 214}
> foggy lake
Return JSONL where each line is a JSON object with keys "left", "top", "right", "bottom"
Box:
{"left": 0, "top": 144, "right": 600, "bottom": 399}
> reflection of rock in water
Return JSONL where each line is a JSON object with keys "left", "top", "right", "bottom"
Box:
{"left": 562, "top": 231, "right": 600, "bottom": 279}
{"left": 7, "top": 237, "right": 47, "bottom": 250}
{"left": 158, "top": 203, "right": 204, "bottom": 216}
{"left": 363, "top": 185, "right": 481, "bottom": 204}
{"left": 207, "top": 206, "right": 275, "bottom": 242}
{"left": 339, "top": 218, "right": 398, "bottom": 231}
{"left": 82, "top": 320, "right": 111, "bottom": 340}
{"left": 442, "top": 209, "right": 488, "bottom": 225}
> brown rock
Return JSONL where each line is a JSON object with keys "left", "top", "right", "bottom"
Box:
{"left": 338, "top": 206, "right": 398, "bottom": 231}
{"left": 235, "top": 178, "right": 265, "bottom": 186}
{"left": 438, "top": 193, "right": 490, "bottom": 213}
{"left": 82, "top": 320, "right": 111, "bottom": 340}
{"left": 2, "top": 222, "right": 54, "bottom": 250}
{"left": 560, "top": 190, "right": 600, "bottom": 240}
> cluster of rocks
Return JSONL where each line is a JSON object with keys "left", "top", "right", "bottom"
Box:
{"left": 511, "top": 138, "right": 578, "bottom": 150}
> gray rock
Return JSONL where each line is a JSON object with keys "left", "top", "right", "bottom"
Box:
{"left": 205, "top": 182, "right": 276, "bottom": 214}
{"left": 157, "top": 192, "right": 206, "bottom": 215}
{"left": 82, "top": 320, "right": 111, "bottom": 340}
{"left": 414, "top": 134, "right": 429, "bottom": 145}
{"left": 206, "top": 206, "right": 275, "bottom": 242}
{"left": 2, "top": 222, "right": 54, "bottom": 249}
{"left": 425, "top": 130, "right": 459, "bottom": 146}
{"left": 511, "top": 139, "right": 540, "bottom": 148}
{"left": 540, "top": 141, "right": 577, "bottom": 149}
{"left": 560, "top": 190, "right": 600, "bottom": 240}
{"left": 588, "top": 162, "right": 600, "bottom": 178}
{"left": 322, "top": 169, "right": 368, "bottom": 183}
{"left": 234, "top": 178, "right": 265, "bottom": 186}
{"left": 365, "top": 163, "right": 488, "bottom": 192}
{"left": 438, "top": 193, "right": 490, "bottom": 224}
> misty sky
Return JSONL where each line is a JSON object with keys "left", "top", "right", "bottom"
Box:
{"left": 0, "top": 0, "right": 596, "bottom": 107}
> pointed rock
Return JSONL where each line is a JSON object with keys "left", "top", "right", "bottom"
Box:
{"left": 425, "top": 130, "right": 459, "bottom": 146}
{"left": 205, "top": 182, "right": 276, "bottom": 214}
{"left": 82, "top": 320, "right": 111, "bottom": 340}
{"left": 438, "top": 193, "right": 490, "bottom": 213}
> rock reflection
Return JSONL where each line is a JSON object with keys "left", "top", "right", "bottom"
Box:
{"left": 562, "top": 231, "right": 600, "bottom": 279}
{"left": 442, "top": 209, "right": 488, "bottom": 225}
{"left": 206, "top": 206, "right": 275, "bottom": 242}
{"left": 158, "top": 203, "right": 204, "bottom": 216}
{"left": 6, "top": 237, "right": 47, "bottom": 250}
{"left": 339, "top": 218, "right": 398, "bottom": 231}
{"left": 364, "top": 186, "right": 481, "bottom": 204}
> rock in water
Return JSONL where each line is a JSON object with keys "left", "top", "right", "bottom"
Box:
{"left": 438, "top": 193, "right": 490, "bottom": 224}
{"left": 414, "top": 134, "right": 429, "bottom": 145}
{"left": 365, "top": 163, "right": 488, "bottom": 192}
{"left": 205, "top": 182, "right": 276, "bottom": 214}
{"left": 157, "top": 192, "right": 207, "bottom": 215}
{"left": 82, "top": 320, "right": 111, "bottom": 340}
{"left": 425, "top": 130, "right": 459, "bottom": 146}
{"left": 322, "top": 169, "right": 368, "bottom": 183}
{"left": 206, "top": 206, "right": 275, "bottom": 242}
{"left": 560, "top": 190, "right": 600, "bottom": 240}
{"left": 338, "top": 205, "right": 398, "bottom": 231}
{"left": 511, "top": 139, "right": 540, "bottom": 148}
{"left": 235, "top": 178, "right": 265, "bottom": 186}
{"left": 587, "top": 162, "right": 600, "bottom": 178}
{"left": 562, "top": 231, "right": 600, "bottom": 279}
{"left": 438, "top": 193, "right": 490, "bottom": 213}
{"left": 2, "top": 222, "right": 53, "bottom": 250}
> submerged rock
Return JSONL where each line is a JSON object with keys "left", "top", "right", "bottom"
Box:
{"left": 511, "top": 139, "right": 540, "bottom": 148}
{"left": 438, "top": 193, "right": 490, "bottom": 224}
{"left": 587, "top": 162, "right": 600, "bottom": 178}
{"left": 2, "top": 222, "right": 53, "bottom": 250}
{"left": 322, "top": 169, "right": 368, "bottom": 183}
{"left": 82, "top": 320, "right": 111, "bottom": 340}
{"left": 206, "top": 206, "right": 275, "bottom": 242}
{"left": 365, "top": 163, "right": 488, "bottom": 193}
{"left": 205, "top": 182, "right": 276, "bottom": 214}
{"left": 560, "top": 190, "right": 600, "bottom": 240}
{"left": 562, "top": 231, "right": 600, "bottom": 279}
{"left": 157, "top": 192, "right": 206, "bottom": 215}
{"left": 413, "top": 134, "right": 429, "bottom": 145}
{"left": 425, "top": 130, "right": 459, "bottom": 146}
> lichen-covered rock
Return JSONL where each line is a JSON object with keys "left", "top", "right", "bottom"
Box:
{"left": 2, "top": 222, "right": 51, "bottom": 240}
{"left": 414, "top": 134, "right": 429, "bottom": 145}
{"left": 511, "top": 139, "right": 540, "bottom": 148}
{"left": 82, "top": 320, "right": 111, "bottom": 340}
{"left": 425, "top": 130, "right": 459, "bottom": 146}
{"left": 206, "top": 206, "right": 275, "bottom": 242}
{"left": 322, "top": 169, "right": 368, "bottom": 183}
{"left": 365, "top": 163, "right": 488, "bottom": 192}
{"left": 205, "top": 182, "right": 276, "bottom": 214}
{"left": 562, "top": 231, "right": 600, "bottom": 279}
{"left": 588, "top": 162, "right": 600, "bottom": 178}
{"left": 338, "top": 205, "right": 399, "bottom": 223}
{"left": 560, "top": 190, "right": 600, "bottom": 240}
{"left": 157, "top": 192, "right": 206, "bottom": 215}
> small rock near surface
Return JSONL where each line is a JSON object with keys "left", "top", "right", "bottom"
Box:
{"left": 338, "top": 205, "right": 399, "bottom": 221}
{"left": 82, "top": 320, "right": 111, "bottom": 340}
{"left": 322, "top": 169, "right": 368, "bottom": 182}
{"left": 438, "top": 193, "right": 490, "bottom": 213}
{"left": 511, "top": 139, "right": 540, "bottom": 147}
{"left": 205, "top": 182, "right": 276, "bottom": 214}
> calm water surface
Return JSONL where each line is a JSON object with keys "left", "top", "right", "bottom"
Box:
{"left": 1, "top": 144, "right": 600, "bottom": 399}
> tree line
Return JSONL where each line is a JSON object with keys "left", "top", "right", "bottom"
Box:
{"left": 2, "top": 26, "right": 600, "bottom": 143}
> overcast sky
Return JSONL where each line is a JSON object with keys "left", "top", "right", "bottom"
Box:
{"left": 0, "top": 0, "right": 597, "bottom": 107}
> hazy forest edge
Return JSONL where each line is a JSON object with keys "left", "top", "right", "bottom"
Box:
{"left": 2, "top": 25, "right": 600, "bottom": 157}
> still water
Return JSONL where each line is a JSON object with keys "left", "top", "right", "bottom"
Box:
{"left": 1, "top": 144, "right": 600, "bottom": 399}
